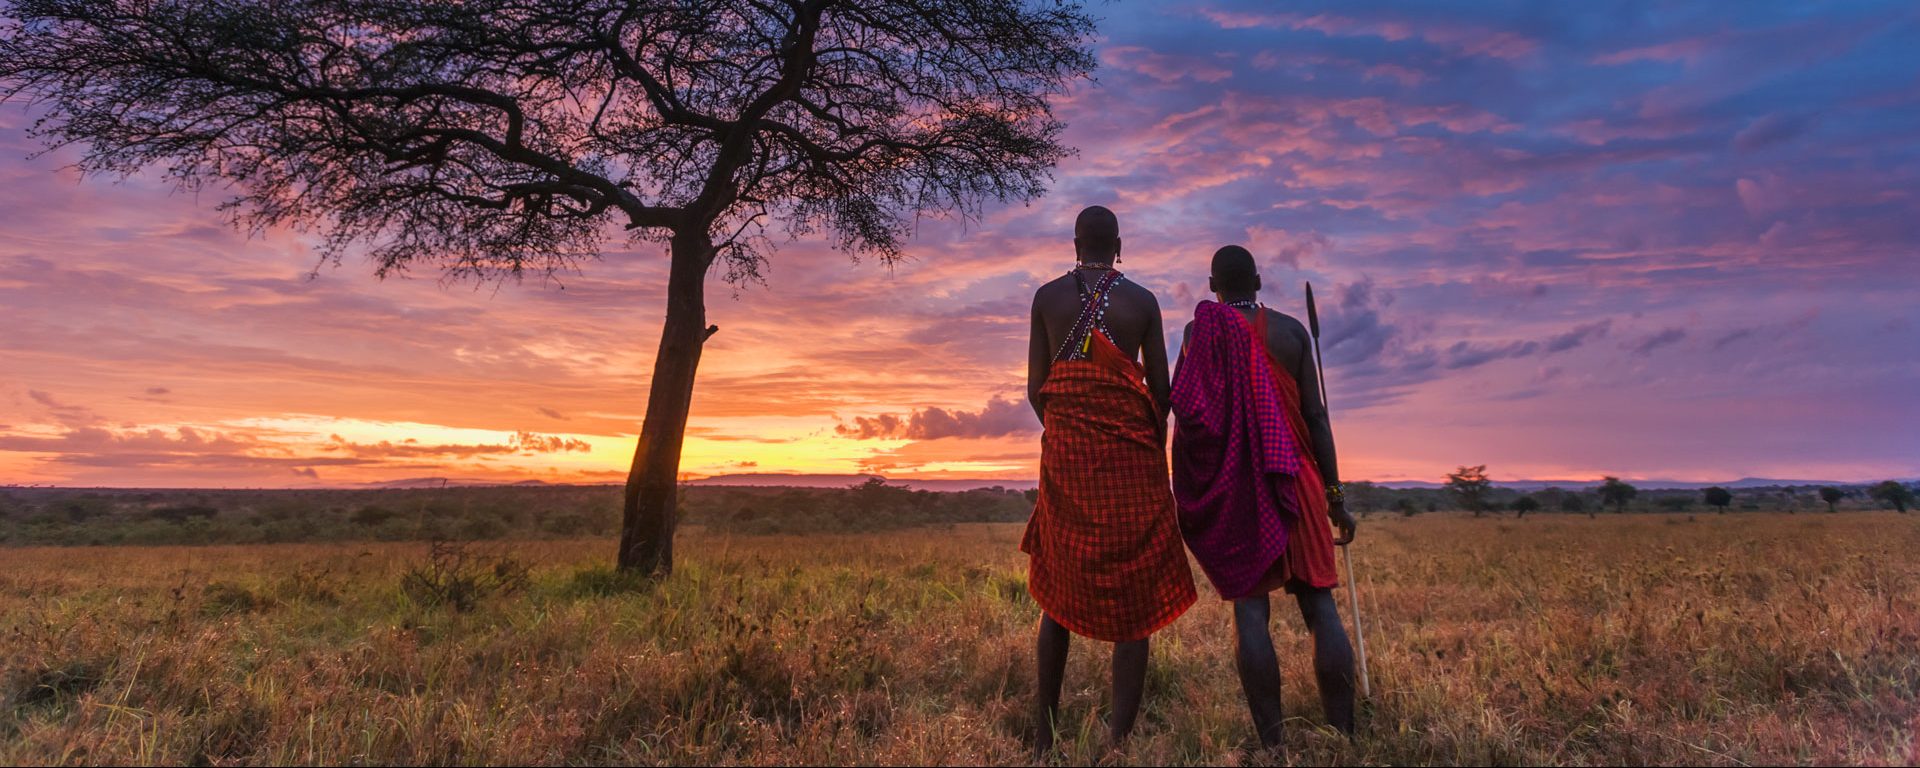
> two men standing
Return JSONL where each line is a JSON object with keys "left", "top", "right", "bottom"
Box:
{"left": 1022, "top": 207, "right": 1359, "bottom": 754}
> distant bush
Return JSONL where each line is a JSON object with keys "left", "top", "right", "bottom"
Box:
{"left": 350, "top": 505, "right": 398, "bottom": 527}
{"left": 1703, "top": 486, "right": 1734, "bottom": 513}
{"left": 147, "top": 504, "right": 218, "bottom": 524}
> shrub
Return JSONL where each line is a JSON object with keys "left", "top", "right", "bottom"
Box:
{"left": 201, "top": 581, "right": 270, "bottom": 616}
{"left": 147, "top": 504, "right": 218, "bottom": 524}
{"left": 350, "top": 505, "right": 398, "bottom": 527}
{"left": 399, "top": 540, "right": 531, "bottom": 612}
{"left": 561, "top": 565, "right": 653, "bottom": 598}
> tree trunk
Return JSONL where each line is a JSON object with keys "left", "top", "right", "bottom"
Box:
{"left": 618, "top": 230, "right": 716, "bottom": 575}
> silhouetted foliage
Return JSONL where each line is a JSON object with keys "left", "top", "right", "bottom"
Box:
{"left": 350, "top": 505, "right": 398, "bottom": 527}
{"left": 147, "top": 504, "right": 218, "bottom": 524}
{"left": 1656, "top": 495, "right": 1692, "bottom": 512}
{"left": 1598, "top": 476, "right": 1636, "bottom": 514}
{"left": 1869, "top": 480, "right": 1913, "bottom": 513}
{"left": 1445, "top": 465, "right": 1493, "bottom": 516}
{"left": 1819, "top": 486, "right": 1845, "bottom": 514}
{"left": 400, "top": 540, "right": 531, "bottom": 612}
{"left": 1703, "top": 486, "right": 1733, "bottom": 514}
{"left": 1509, "top": 495, "right": 1539, "bottom": 518}
{"left": 0, "top": 0, "right": 1098, "bottom": 575}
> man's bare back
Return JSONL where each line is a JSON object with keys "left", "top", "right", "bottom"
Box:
{"left": 1025, "top": 208, "right": 1171, "bottom": 423}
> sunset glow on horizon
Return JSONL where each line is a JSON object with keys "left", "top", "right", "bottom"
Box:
{"left": 4, "top": 1, "right": 1918, "bottom": 489}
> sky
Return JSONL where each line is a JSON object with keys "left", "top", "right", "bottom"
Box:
{"left": 3, "top": 1, "right": 1918, "bottom": 488}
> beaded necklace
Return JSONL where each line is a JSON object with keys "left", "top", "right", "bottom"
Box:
{"left": 1225, "top": 299, "right": 1261, "bottom": 309}
{"left": 1056, "top": 268, "right": 1122, "bottom": 362}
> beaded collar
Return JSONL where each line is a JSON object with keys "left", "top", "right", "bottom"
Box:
{"left": 1056, "top": 269, "right": 1123, "bottom": 362}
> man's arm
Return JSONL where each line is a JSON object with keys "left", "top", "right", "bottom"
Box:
{"left": 1295, "top": 323, "right": 1355, "bottom": 543}
{"left": 1295, "top": 326, "right": 1339, "bottom": 485}
{"left": 1142, "top": 292, "right": 1172, "bottom": 420}
{"left": 1028, "top": 294, "right": 1051, "bottom": 422}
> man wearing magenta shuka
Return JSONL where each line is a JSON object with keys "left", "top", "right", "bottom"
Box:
{"left": 1170, "top": 245, "right": 1358, "bottom": 753}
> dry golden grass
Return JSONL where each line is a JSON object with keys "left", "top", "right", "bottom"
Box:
{"left": 3, "top": 513, "right": 1917, "bottom": 766}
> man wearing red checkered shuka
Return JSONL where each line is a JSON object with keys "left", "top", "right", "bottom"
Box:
{"left": 1020, "top": 205, "right": 1196, "bottom": 754}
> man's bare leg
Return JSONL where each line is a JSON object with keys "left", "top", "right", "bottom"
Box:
{"left": 1109, "top": 637, "right": 1150, "bottom": 748}
{"left": 1233, "top": 595, "right": 1287, "bottom": 751}
{"left": 1034, "top": 614, "right": 1071, "bottom": 754}
{"left": 1294, "top": 588, "right": 1356, "bottom": 735}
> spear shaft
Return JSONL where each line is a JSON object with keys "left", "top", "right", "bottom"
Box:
{"left": 1306, "top": 282, "right": 1372, "bottom": 699}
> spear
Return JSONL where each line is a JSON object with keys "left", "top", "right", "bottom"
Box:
{"left": 1306, "top": 281, "right": 1372, "bottom": 699}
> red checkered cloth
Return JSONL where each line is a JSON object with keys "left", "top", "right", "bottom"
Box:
{"left": 1251, "top": 309, "right": 1339, "bottom": 595}
{"left": 1022, "top": 329, "right": 1197, "bottom": 642}
{"left": 1172, "top": 302, "right": 1336, "bottom": 599}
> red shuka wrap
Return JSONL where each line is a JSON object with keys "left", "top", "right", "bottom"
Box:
{"left": 1250, "top": 309, "right": 1339, "bottom": 595}
{"left": 1021, "top": 329, "right": 1197, "bottom": 642}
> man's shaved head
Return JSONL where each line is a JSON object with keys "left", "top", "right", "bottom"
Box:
{"left": 1073, "top": 205, "right": 1121, "bottom": 263}
{"left": 1211, "top": 245, "right": 1260, "bottom": 294}
{"left": 1075, "top": 205, "right": 1119, "bottom": 240}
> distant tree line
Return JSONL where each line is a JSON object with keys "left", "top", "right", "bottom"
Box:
{"left": 1, "top": 473, "right": 1911, "bottom": 546}
{"left": 0, "top": 481, "right": 1036, "bottom": 546}
{"left": 1376, "top": 467, "right": 1916, "bottom": 519}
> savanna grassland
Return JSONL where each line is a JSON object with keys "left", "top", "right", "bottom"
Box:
{"left": 4, "top": 513, "right": 1918, "bottom": 766}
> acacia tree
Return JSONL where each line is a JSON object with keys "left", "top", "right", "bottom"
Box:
{"left": 1, "top": 0, "right": 1096, "bottom": 574}
{"left": 1597, "top": 476, "right": 1636, "bottom": 514}
{"left": 1869, "top": 480, "right": 1913, "bottom": 513}
{"left": 1702, "top": 486, "right": 1733, "bottom": 514}
{"left": 1818, "top": 486, "right": 1844, "bottom": 513}
{"left": 1445, "top": 464, "right": 1492, "bottom": 517}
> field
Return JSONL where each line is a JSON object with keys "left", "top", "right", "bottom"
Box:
{"left": 4, "top": 513, "right": 1918, "bottom": 766}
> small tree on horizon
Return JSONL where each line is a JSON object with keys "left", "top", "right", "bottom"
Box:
{"left": 1598, "top": 476, "right": 1636, "bottom": 514}
{"left": 1445, "top": 465, "right": 1494, "bottom": 517}
{"left": 1819, "top": 486, "right": 1845, "bottom": 513}
{"left": 1869, "top": 480, "right": 1913, "bottom": 513}
{"left": 0, "top": 0, "right": 1098, "bottom": 575}
{"left": 1703, "top": 486, "right": 1733, "bottom": 514}
{"left": 1509, "top": 495, "right": 1539, "bottom": 519}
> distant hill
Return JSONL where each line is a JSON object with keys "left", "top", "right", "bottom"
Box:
{"left": 686, "top": 473, "right": 1037, "bottom": 492}
{"left": 355, "top": 477, "right": 560, "bottom": 489}
{"left": 1372, "top": 477, "right": 1896, "bottom": 491}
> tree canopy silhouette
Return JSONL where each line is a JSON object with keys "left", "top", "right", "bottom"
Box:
{"left": 1444, "top": 464, "right": 1492, "bottom": 516}
{"left": 1, "top": 0, "right": 1097, "bottom": 574}
{"left": 1702, "top": 486, "right": 1732, "bottom": 514}
{"left": 1597, "top": 476, "right": 1636, "bottom": 514}
{"left": 1818, "top": 486, "right": 1844, "bottom": 514}
{"left": 1869, "top": 480, "right": 1913, "bottom": 514}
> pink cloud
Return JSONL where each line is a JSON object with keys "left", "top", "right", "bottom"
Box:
{"left": 1199, "top": 9, "right": 1539, "bottom": 61}
{"left": 1104, "top": 46, "right": 1234, "bottom": 83}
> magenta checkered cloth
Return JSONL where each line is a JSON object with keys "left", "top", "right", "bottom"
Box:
{"left": 1171, "top": 301, "right": 1308, "bottom": 598}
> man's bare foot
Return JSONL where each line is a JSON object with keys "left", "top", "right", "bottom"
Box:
{"left": 1027, "top": 715, "right": 1056, "bottom": 761}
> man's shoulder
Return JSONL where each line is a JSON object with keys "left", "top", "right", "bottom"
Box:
{"left": 1031, "top": 273, "right": 1075, "bottom": 304}
{"left": 1114, "top": 275, "right": 1162, "bottom": 305}
{"left": 1262, "top": 308, "right": 1310, "bottom": 337}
